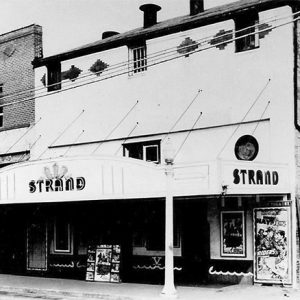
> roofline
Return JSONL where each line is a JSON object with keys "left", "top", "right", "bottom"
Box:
{"left": 0, "top": 24, "right": 41, "bottom": 39}
{"left": 33, "top": 0, "right": 300, "bottom": 68}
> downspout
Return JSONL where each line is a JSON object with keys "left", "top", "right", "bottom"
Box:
{"left": 293, "top": 7, "right": 300, "bottom": 131}
{"left": 293, "top": 5, "right": 300, "bottom": 289}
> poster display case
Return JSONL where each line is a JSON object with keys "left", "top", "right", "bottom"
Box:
{"left": 253, "top": 207, "right": 292, "bottom": 284}
{"left": 86, "top": 247, "right": 96, "bottom": 281}
{"left": 86, "top": 244, "right": 121, "bottom": 283}
{"left": 220, "top": 211, "right": 246, "bottom": 257}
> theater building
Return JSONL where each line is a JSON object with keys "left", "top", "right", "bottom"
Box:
{"left": 0, "top": 0, "right": 300, "bottom": 288}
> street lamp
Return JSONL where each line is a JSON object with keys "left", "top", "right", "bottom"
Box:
{"left": 161, "top": 138, "right": 177, "bottom": 298}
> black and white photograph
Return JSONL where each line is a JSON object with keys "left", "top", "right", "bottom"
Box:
{"left": 95, "top": 264, "right": 111, "bottom": 282}
{"left": 0, "top": 0, "right": 300, "bottom": 299}
{"left": 85, "top": 271, "right": 95, "bottom": 281}
{"left": 111, "top": 263, "right": 120, "bottom": 273}
{"left": 96, "top": 248, "right": 112, "bottom": 266}
{"left": 110, "top": 273, "right": 121, "bottom": 283}
{"left": 86, "top": 262, "right": 95, "bottom": 272}
{"left": 87, "top": 252, "right": 95, "bottom": 262}
{"left": 221, "top": 211, "right": 245, "bottom": 257}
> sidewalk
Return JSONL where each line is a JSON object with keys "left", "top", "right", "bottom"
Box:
{"left": 0, "top": 274, "right": 299, "bottom": 299}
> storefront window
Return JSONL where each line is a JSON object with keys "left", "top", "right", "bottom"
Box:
{"left": 133, "top": 223, "right": 180, "bottom": 254}
{"left": 146, "top": 228, "right": 164, "bottom": 251}
{"left": 133, "top": 231, "right": 145, "bottom": 247}
{"left": 52, "top": 219, "right": 73, "bottom": 254}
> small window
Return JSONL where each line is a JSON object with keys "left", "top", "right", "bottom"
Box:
{"left": 0, "top": 106, "right": 3, "bottom": 128}
{"left": 123, "top": 140, "right": 160, "bottom": 163}
{"left": 235, "top": 12, "right": 259, "bottom": 52}
{"left": 143, "top": 145, "right": 159, "bottom": 163}
{"left": 52, "top": 219, "right": 73, "bottom": 255}
{"left": 128, "top": 43, "right": 147, "bottom": 75}
{"left": 0, "top": 84, "right": 3, "bottom": 128}
{"left": 47, "top": 62, "right": 61, "bottom": 92}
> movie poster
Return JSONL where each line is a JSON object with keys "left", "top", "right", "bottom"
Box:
{"left": 221, "top": 211, "right": 245, "bottom": 257}
{"left": 85, "top": 246, "right": 96, "bottom": 281}
{"left": 86, "top": 244, "right": 121, "bottom": 283}
{"left": 110, "top": 245, "right": 121, "bottom": 282}
{"left": 94, "top": 246, "right": 112, "bottom": 282}
{"left": 254, "top": 207, "right": 291, "bottom": 284}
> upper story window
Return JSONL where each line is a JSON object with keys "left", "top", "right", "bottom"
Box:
{"left": 47, "top": 62, "right": 61, "bottom": 92}
{"left": 0, "top": 106, "right": 3, "bottom": 128}
{"left": 123, "top": 140, "right": 160, "bottom": 163}
{"left": 128, "top": 42, "right": 147, "bottom": 75}
{"left": 235, "top": 12, "right": 259, "bottom": 52}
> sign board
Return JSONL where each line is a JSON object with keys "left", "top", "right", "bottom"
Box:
{"left": 220, "top": 161, "right": 290, "bottom": 194}
{"left": 0, "top": 157, "right": 291, "bottom": 204}
{"left": 0, "top": 156, "right": 166, "bottom": 204}
{"left": 86, "top": 244, "right": 121, "bottom": 283}
{"left": 253, "top": 207, "right": 292, "bottom": 284}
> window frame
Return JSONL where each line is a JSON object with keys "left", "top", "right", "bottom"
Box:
{"left": 0, "top": 107, "right": 3, "bottom": 128}
{"left": 235, "top": 12, "right": 259, "bottom": 53}
{"left": 132, "top": 225, "right": 181, "bottom": 256}
{"left": 143, "top": 144, "right": 159, "bottom": 163}
{"left": 123, "top": 140, "right": 161, "bottom": 163}
{"left": 51, "top": 219, "right": 73, "bottom": 255}
{"left": 128, "top": 42, "right": 147, "bottom": 76}
{"left": 47, "top": 62, "right": 61, "bottom": 92}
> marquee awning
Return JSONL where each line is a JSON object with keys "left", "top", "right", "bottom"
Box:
{"left": 0, "top": 155, "right": 291, "bottom": 205}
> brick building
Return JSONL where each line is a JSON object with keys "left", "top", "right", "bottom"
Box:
{"left": 0, "top": 24, "right": 42, "bottom": 166}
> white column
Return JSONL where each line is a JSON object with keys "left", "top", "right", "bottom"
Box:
{"left": 161, "top": 162, "right": 177, "bottom": 298}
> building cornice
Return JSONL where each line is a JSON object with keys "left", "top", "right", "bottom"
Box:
{"left": 0, "top": 24, "right": 42, "bottom": 46}
{"left": 32, "top": 0, "right": 300, "bottom": 68}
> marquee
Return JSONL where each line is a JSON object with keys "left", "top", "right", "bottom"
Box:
{"left": 0, "top": 156, "right": 291, "bottom": 204}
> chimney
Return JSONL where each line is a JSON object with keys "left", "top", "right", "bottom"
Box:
{"left": 139, "top": 4, "right": 161, "bottom": 28}
{"left": 102, "top": 31, "right": 119, "bottom": 39}
{"left": 190, "top": 0, "right": 204, "bottom": 16}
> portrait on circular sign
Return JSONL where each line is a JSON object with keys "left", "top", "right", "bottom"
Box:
{"left": 234, "top": 135, "right": 259, "bottom": 161}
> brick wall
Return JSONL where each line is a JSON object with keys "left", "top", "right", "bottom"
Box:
{"left": 0, "top": 24, "right": 42, "bottom": 130}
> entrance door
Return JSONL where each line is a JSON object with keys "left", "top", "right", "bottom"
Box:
{"left": 0, "top": 206, "right": 27, "bottom": 274}
{"left": 27, "top": 222, "right": 47, "bottom": 271}
{"left": 180, "top": 201, "right": 210, "bottom": 284}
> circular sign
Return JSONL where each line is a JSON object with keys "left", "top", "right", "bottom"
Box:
{"left": 234, "top": 135, "right": 259, "bottom": 161}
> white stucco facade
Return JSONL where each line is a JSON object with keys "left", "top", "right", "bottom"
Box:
{"left": 0, "top": 1, "right": 298, "bottom": 288}
{"left": 32, "top": 6, "right": 295, "bottom": 167}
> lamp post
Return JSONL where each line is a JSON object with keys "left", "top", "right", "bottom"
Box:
{"left": 161, "top": 138, "right": 177, "bottom": 298}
